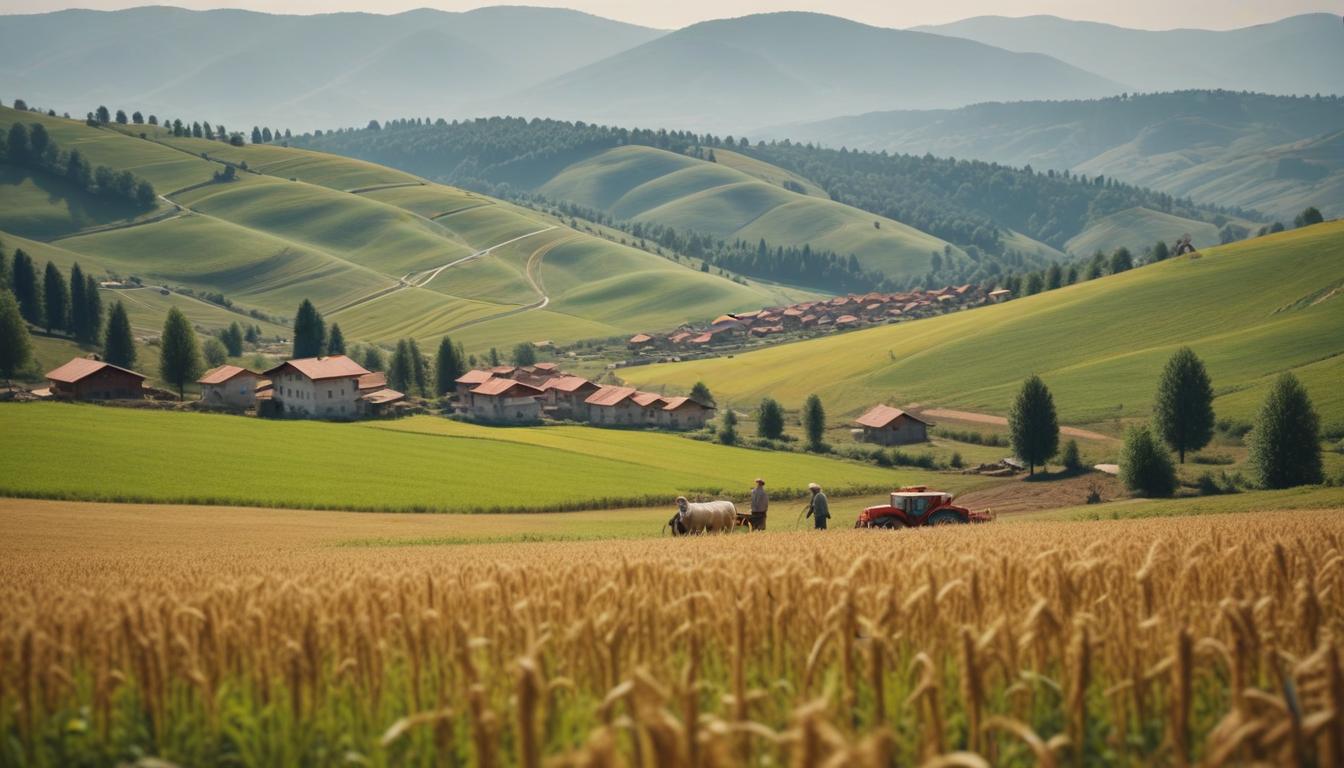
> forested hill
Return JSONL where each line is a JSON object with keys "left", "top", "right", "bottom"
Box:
{"left": 295, "top": 116, "right": 1247, "bottom": 255}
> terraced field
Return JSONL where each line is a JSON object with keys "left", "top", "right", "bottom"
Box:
{"left": 623, "top": 221, "right": 1344, "bottom": 427}
{"left": 539, "top": 145, "right": 961, "bottom": 276}
{"left": 0, "top": 403, "right": 927, "bottom": 512}
{"left": 0, "top": 107, "right": 799, "bottom": 357}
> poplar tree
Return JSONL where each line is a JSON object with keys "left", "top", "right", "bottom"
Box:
{"left": 435, "top": 336, "right": 463, "bottom": 397}
{"left": 1154, "top": 347, "right": 1215, "bottom": 463}
{"left": 326, "top": 323, "right": 346, "bottom": 355}
{"left": 388, "top": 339, "right": 413, "bottom": 393}
{"left": 291, "top": 299, "right": 324, "bottom": 358}
{"left": 11, "top": 249, "right": 41, "bottom": 324}
{"left": 408, "top": 339, "right": 428, "bottom": 396}
{"left": 757, "top": 398, "right": 784, "bottom": 439}
{"left": 69, "top": 263, "right": 88, "bottom": 341}
{"left": 1009, "top": 375, "right": 1059, "bottom": 476}
{"left": 803, "top": 394, "right": 826, "bottom": 451}
{"left": 102, "top": 300, "right": 136, "bottom": 369}
{"left": 42, "top": 261, "right": 67, "bottom": 333}
{"left": 159, "top": 307, "right": 202, "bottom": 399}
{"left": 84, "top": 274, "right": 101, "bottom": 345}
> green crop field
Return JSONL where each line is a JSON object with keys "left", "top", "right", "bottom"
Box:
{"left": 539, "top": 145, "right": 960, "bottom": 277}
{"left": 623, "top": 221, "right": 1344, "bottom": 428}
{"left": 0, "top": 403, "right": 935, "bottom": 513}
{"left": 1, "top": 107, "right": 801, "bottom": 358}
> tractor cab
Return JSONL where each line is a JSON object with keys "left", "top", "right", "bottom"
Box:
{"left": 856, "top": 486, "right": 990, "bottom": 528}
{"left": 890, "top": 490, "right": 954, "bottom": 518}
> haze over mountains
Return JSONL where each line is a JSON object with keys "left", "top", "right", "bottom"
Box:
{"left": 2, "top": 7, "right": 1338, "bottom": 133}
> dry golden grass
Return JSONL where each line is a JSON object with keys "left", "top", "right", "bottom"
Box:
{"left": 2, "top": 501, "right": 1343, "bottom": 766}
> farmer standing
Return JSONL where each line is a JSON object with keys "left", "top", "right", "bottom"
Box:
{"left": 749, "top": 478, "right": 769, "bottom": 531}
{"left": 805, "top": 482, "right": 829, "bottom": 530}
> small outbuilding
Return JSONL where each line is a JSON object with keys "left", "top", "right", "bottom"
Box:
{"left": 467, "top": 378, "right": 543, "bottom": 423}
{"left": 198, "top": 365, "right": 262, "bottom": 409}
{"left": 45, "top": 358, "right": 145, "bottom": 400}
{"left": 854, "top": 404, "right": 932, "bottom": 446}
{"left": 659, "top": 396, "right": 715, "bottom": 430}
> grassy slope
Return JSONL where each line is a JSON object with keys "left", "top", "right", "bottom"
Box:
{"left": 0, "top": 403, "right": 932, "bottom": 513}
{"left": 0, "top": 108, "right": 791, "bottom": 351}
{"left": 622, "top": 221, "right": 1344, "bottom": 427}
{"left": 539, "top": 145, "right": 960, "bottom": 277}
{"left": 1064, "top": 207, "right": 1221, "bottom": 257}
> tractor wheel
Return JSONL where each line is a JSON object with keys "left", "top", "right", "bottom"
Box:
{"left": 927, "top": 510, "right": 966, "bottom": 526}
{"left": 871, "top": 516, "right": 907, "bottom": 530}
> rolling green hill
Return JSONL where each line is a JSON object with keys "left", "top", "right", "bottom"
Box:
{"left": 1, "top": 106, "right": 804, "bottom": 358}
{"left": 0, "top": 403, "right": 927, "bottom": 513}
{"left": 1063, "top": 208, "right": 1222, "bottom": 258}
{"left": 538, "top": 145, "right": 957, "bottom": 276}
{"left": 621, "top": 221, "right": 1344, "bottom": 428}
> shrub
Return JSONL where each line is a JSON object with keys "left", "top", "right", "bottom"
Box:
{"left": 1247, "top": 372, "right": 1323, "bottom": 489}
{"left": 949, "top": 451, "right": 963, "bottom": 469}
{"left": 1061, "top": 439, "right": 1082, "bottom": 473}
{"left": 1120, "top": 425, "right": 1177, "bottom": 498}
{"left": 1191, "top": 453, "right": 1235, "bottom": 466}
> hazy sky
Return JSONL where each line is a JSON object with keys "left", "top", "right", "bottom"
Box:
{"left": 0, "top": 0, "right": 1336, "bottom": 30}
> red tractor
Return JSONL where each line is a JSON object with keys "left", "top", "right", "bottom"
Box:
{"left": 855, "top": 486, "right": 994, "bottom": 529}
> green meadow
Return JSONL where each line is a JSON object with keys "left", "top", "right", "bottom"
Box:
{"left": 1063, "top": 206, "right": 1223, "bottom": 257}
{"left": 623, "top": 221, "right": 1344, "bottom": 427}
{"left": 0, "top": 404, "right": 931, "bottom": 513}
{"left": 0, "top": 107, "right": 803, "bottom": 355}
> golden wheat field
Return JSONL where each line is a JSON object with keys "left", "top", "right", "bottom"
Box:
{"left": 3, "top": 502, "right": 1344, "bottom": 767}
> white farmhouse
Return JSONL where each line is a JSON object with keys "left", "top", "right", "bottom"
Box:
{"left": 262, "top": 355, "right": 371, "bottom": 419}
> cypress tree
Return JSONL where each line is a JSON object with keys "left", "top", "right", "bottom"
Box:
{"left": 1154, "top": 347, "right": 1215, "bottom": 463}
{"left": 159, "top": 307, "right": 202, "bottom": 399}
{"left": 802, "top": 394, "right": 826, "bottom": 451}
{"left": 0, "top": 290, "right": 33, "bottom": 386}
{"left": 1009, "top": 374, "right": 1059, "bottom": 476}
{"left": 757, "top": 397, "right": 784, "bottom": 439}
{"left": 69, "top": 263, "right": 88, "bottom": 341}
{"left": 1119, "top": 425, "right": 1177, "bottom": 497}
{"left": 291, "top": 299, "right": 324, "bottom": 358}
{"left": 11, "top": 249, "right": 41, "bottom": 324}
{"left": 435, "top": 335, "right": 462, "bottom": 397}
{"left": 42, "top": 261, "right": 67, "bottom": 333}
{"left": 388, "top": 339, "right": 413, "bottom": 393}
{"left": 408, "top": 339, "right": 428, "bottom": 396}
{"left": 84, "top": 274, "right": 101, "bottom": 345}
{"left": 1248, "top": 373, "right": 1323, "bottom": 489}
{"left": 326, "top": 323, "right": 346, "bottom": 355}
{"left": 102, "top": 300, "right": 136, "bottom": 369}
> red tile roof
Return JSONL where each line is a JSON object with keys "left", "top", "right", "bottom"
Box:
{"left": 632, "top": 391, "right": 665, "bottom": 408}
{"left": 540, "top": 375, "right": 595, "bottom": 393}
{"left": 855, "top": 405, "right": 931, "bottom": 429}
{"left": 360, "top": 387, "right": 405, "bottom": 405}
{"left": 455, "top": 369, "right": 494, "bottom": 385}
{"left": 585, "top": 385, "right": 637, "bottom": 407}
{"left": 471, "top": 379, "right": 543, "bottom": 398}
{"left": 662, "top": 396, "right": 712, "bottom": 412}
{"left": 46, "top": 357, "right": 145, "bottom": 384}
{"left": 263, "top": 355, "right": 369, "bottom": 381}
{"left": 197, "top": 364, "right": 258, "bottom": 386}
{"left": 628, "top": 333, "right": 653, "bottom": 344}
{"left": 357, "top": 372, "right": 387, "bottom": 391}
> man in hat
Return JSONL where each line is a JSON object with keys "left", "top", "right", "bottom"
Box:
{"left": 805, "top": 482, "right": 829, "bottom": 530}
{"left": 749, "top": 478, "right": 768, "bottom": 531}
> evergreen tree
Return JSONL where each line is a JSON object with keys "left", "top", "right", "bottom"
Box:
{"left": 1294, "top": 207, "right": 1324, "bottom": 228}
{"left": 84, "top": 274, "right": 101, "bottom": 345}
{"left": 388, "top": 339, "right": 413, "bottom": 393}
{"left": 1151, "top": 240, "right": 1170, "bottom": 262}
{"left": 488, "top": 347, "right": 500, "bottom": 367}
{"left": 1119, "top": 425, "right": 1177, "bottom": 497}
{"left": 511, "top": 342, "right": 537, "bottom": 366}
{"left": 6, "top": 123, "right": 29, "bottom": 164}
{"left": 1248, "top": 373, "right": 1323, "bottom": 489}
{"left": 362, "top": 345, "right": 385, "bottom": 373}
{"left": 802, "top": 394, "right": 826, "bottom": 452}
{"left": 717, "top": 408, "right": 738, "bottom": 445}
{"left": 115, "top": 109, "right": 128, "bottom": 124}
{"left": 42, "top": 261, "right": 67, "bottom": 333}
{"left": 1153, "top": 347, "right": 1215, "bottom": 463}
{"left": 95, "top": 105, "right": 110, "bottom": 124}
{"left": 1025, "top": 272, "right": 1044, "bottom": 295}
{"left": 221, "top": 322, "right": 244, "bottom": 356}
{"left": 251, "top": 126, "right": 263, "bottom": 144}
{"left": 1045, "top": 263, "right": 1063, "bottom": 290}
{"left": 11, "top": 249, "right": 41, "bottom": 324}
{"left": 69, "top": 263, "right": 88, "bottom": 341}
{"left": 132, "top": 111, "right": 143, "bottom": 124}
{"left": 243, "top": 325, "right": 259, "bottom": 345}
{"left": 435, "top": 336, "right": 463, "bottom": 397}
{"left": 159, "top": 307, "right": 202, "bottom": 399}
{"left": 1109, "top": 247, "right": 1134, "bottom": 274}
{"left": 1008, "top": 374, "right": 1059, "bottom": 476}
{"left": 756, "top": 397, "right": 784, "bottom": 439}
{"left": 325, "top": 323, "right": 346, "bottom": 355}
{"left": 102, "top": 300, "right": 136, "bottom": 369}
{"left": 689, "top": 381, "right": 714, "bottom": 406}
{"left": 407, "top": 339, "right": 428, "bottom": 396}
{"left": 291, "top": 299, "right": 324, "bottom": 358}
{"left": 0, "top": 290, "right": 33, "bottom": 386}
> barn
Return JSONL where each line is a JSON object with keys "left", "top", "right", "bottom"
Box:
{"left": 45, "top": 358, "right": 145, "bottom": 400}
{"left": 854, "top": 404, "right": 932, "bottom": 446}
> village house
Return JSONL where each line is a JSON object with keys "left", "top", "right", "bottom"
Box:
{"left": 262, "top": 355, "right": 370, "bottom": 419}
{"left": 539, "top": 375, "right": 601, "bottom": 418}
{"left": 584, "top": 386, "right": 647, "bottom": 425}
{"left": 988, "top": 288, "right": 1012, "bottom": 303}
{"left": 659, "top": 396, "right": 715, "bottom": 429}
{"left": 44, "top": 357, "right": 145, "bottom": 400}
{"left": 632, "top": 391, "right": 667, "bottom": 425}
{"left": 466, "top": 378, "right": 544, "bottom": 422}
{"left": 454, "top": 369, "right": 494, "bottom": 399}
{"left": 853, "top": 405, "right": 933, "bottom": 446}
{"left": 356, "top": 372, "right": 406, "bottom": 416}
{"left": 197, "top": 365, "right": 262, "bottom": 409}
{"left": 628, "top": 333, "right": 655, "bottom": 350}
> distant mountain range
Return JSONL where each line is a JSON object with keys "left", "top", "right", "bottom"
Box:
{"left": 914, "top": 14, "right": 1344, "bottom": 97}
{"left": 3, "top": 7, "right": 1337, "bottom": 133}
{"left": 765, "top": 91, "right": 1344, "bottom": 218}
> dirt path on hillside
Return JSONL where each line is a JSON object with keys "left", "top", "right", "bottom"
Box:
{"left": 955, "top": 472, "right": 1124, "bottom": 515}
{"left": 444, "top": 234, "right": 581, "bottom": 331}
{"left": 918, "top": 407, "right": 1116, "bottom": 442}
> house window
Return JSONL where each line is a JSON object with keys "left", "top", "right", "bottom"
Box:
{"left": 328, "top": 391, "right": 333, "bottom": 399}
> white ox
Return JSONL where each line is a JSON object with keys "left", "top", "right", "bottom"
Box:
{"left": 666, "top": 496, "right": 738, "bottom": 536}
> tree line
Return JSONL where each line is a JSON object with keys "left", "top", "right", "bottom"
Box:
{"left": 2, "top": 121, "right": 156, "bottom": 209}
